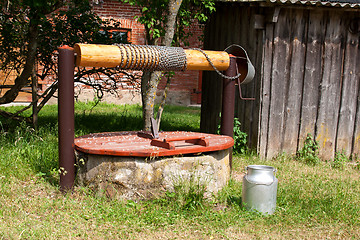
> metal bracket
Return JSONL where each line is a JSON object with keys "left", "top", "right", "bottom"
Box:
{"left": 151, "top": 117, "right": 159, "bottom": 139}
{"left": 234, "top": 60, "right": 255, "bottom": 101}
{"left": 237, "top": 79, "right": 255, "bottom": 101}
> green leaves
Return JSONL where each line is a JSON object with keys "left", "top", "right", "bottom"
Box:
{"left": 217, "top": 117, "right": 248, "bottom": 155}
{"left": 0, "top": 0, "right": 133, "bottom": 106}
{"left": 233, "top": 118, "right": 248, "bottom": 154}
{"left": 296, "top": 134, "right": 321, "bottom": 165}
{"left": 0, "top": 0, "right": 129, "bottom": 80}
{"left": 331, "top": 151, "right": 349, "bottom": 169}
{"left": 174, "top": 0, "right": 215, "bottom": 46}
{"left": 122, "top": 0, "right": 215, "bottom": 45}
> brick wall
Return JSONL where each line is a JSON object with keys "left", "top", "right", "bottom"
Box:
{"left": 1, "top": 1, "right": 204, "bottom": 104}
{"left": 93, "top": 1, "right": 146, "bottom": 45}
{"left": 31, "top": 0, "right": 203, "bottom": 105}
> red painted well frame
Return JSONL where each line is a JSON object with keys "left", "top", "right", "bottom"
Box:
{"left": 75, "top": 131, "right": 234, "bottom": 157}
{"left": 58, "top": 46, "right": 244, "bottom": 191}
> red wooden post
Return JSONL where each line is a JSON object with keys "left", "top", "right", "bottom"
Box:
{"left": 58, "top": 46, "right": 75, "bottom": 192}
{"left": 221, "top": 56, "right": 237, "bottom": 169}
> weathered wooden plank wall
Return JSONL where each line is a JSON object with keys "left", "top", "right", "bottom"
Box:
{"left": 244, "top": 8, "right": 263, "bottom": 150}
{"left": 281, "top": 10, "right": 307, "bottom": 154}
{"left": 201, "top": 4, "right": 262, "bottom": 146}
{"left": 297, "top": 10, "right": 326, "bottom": 153}
{"left": 337, "top": 15, "right": 360, "bottom": 156}
{"left": 200, "top": 5, "right": 224, "bottom": 133}
{"left": 202, "top": 3, "right": 360, "bottom": 159}
{"left": 315, "top": 12, "right": 344, "bottom": 159}
{"left": 266, "top": 9, "right": 293, "bottom": 158}
{"left": 261, "top": 8, "right": 360, "bottom": 159}
{"left": 258, "top": 13, "right": 274, "bottom": 158}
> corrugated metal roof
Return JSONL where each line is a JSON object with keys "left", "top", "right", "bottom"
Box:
{"left": 219, "top": 0, "right": 360, "bottom": 8}
{"left": 268, "top": 0, "right": 360, "bottom": 8}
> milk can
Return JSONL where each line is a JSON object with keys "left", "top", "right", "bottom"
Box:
{"left": 242, "top": 165, "right": 278, "bottom": 215}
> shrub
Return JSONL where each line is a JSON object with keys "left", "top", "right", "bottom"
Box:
{"left": 296, "top": 134, "right": 320, "bottom": 165}
{"left": 218, "top": 117, "right": 248, "bottom": 154}
{"left": 233, "top": 118, "right": 248, "bottom": 154}
{"left": 331, "top": 151, "right": 349, "bottom": 169}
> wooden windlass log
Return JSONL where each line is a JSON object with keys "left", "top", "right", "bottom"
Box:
{"left": 74, "top": 43, "right": 230, "bottom": 71}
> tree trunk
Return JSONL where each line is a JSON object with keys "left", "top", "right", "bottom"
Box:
{"left": 141, "top": 0, "right": 183, "bottom": 130}
{"left": 156, "top": 73, "right": 172, "bottom": 131}
{"left": 0, "top": 18, "right": 39, "bottom": 104}
{"left": 141, "top": 71, "right": 162, "bottom": 131}
{"left": 32, "top": 67, "right": 38, "bottom": 130}
{"left": 163, "top": 0, "right": 182, "bottom": 47}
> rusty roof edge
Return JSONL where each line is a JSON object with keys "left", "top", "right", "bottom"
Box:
{"left": 217, "top": 0, "right": 360, "bottom": 8}
{"left": 216, "top": 0, "right": 265, "bottom": 1}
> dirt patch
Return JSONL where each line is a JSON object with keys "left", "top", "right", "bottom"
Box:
{"left": 232, "top": 171, "right": 245, "bottom": 182}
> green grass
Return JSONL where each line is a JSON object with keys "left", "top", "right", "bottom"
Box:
{"left": 0, "top": 102, "right": 359, "bottom": 239}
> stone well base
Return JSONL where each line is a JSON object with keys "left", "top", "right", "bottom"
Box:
{"left": 76, "top": 149, "right": 231, "bottom": 200}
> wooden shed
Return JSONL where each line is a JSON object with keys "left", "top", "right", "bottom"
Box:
{"left": 201, "top": 0, "right": 360, "bottom": 159}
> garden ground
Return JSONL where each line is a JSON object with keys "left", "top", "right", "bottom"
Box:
{"left": 0, "top": 103, "right": 359, "bottom": 239}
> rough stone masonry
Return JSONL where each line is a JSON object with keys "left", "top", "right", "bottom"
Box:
{"left": 77, "top": 149, "right": 231, "bottom": 200}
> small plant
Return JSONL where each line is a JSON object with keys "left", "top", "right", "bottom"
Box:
{"left": 166, "top": 174, "right": 207, "bottom": 211}
{"left": 331, "top": 151, "right": 349, "bottom": 169}
{"left": 233, "top": 118, "right": 248, "bottom": 154}
{"left": 296, "top": 133, "right": 320, "bottom": 165}
{"left": 218, "top": 117, "right": 248, "bottom": 154}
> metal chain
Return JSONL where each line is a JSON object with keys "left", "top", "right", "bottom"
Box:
{"left": 114, "top": 44, "right": 243, "bottom": 80}
{"left": 190, "top": 48, "right": 242, "bottom": 80}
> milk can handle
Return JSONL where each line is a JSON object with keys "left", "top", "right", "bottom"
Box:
{"left": 245, "top": 166, "right": 277, "bottom": 174}
{"left": 244, "top": 167, "right": 277, "bottom": 185}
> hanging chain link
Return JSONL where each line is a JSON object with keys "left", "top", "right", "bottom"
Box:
{"left": 190, "top": 48, "right": 242, "bottom": 80}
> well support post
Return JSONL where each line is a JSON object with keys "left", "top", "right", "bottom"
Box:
{"left": 221, "top": 56, "right": 237, "bottom": 169}
{"left": 58, "top": 46, "right": 75, "bottom": 192}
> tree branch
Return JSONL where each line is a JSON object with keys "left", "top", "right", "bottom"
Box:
{"left": 163, "top": 0, "right": 183, "bottom": 47}
{"left": 0, "top": 109, "right": 32, "bottom": 123}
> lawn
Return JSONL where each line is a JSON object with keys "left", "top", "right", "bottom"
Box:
{"left": 0, "top": 102, "right": 359, "bottom": 239}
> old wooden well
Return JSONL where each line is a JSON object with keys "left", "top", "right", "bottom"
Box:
{"left": 75, "top": 131, "right": 234, "bottom": 199}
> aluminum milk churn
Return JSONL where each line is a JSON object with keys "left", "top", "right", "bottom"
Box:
{"left": 242, "top": 165, "right": 278, "bottom": 214}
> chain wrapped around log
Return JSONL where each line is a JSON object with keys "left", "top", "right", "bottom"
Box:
{"left": 74, "top": 43, "right": 230, "bottom": 71}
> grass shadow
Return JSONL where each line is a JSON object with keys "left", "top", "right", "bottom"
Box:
{"left": 227, "top": 195, "right": 242, "bottom": 207}
{"left": 0, "top": 103, "right": 201, "bottom": 188}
